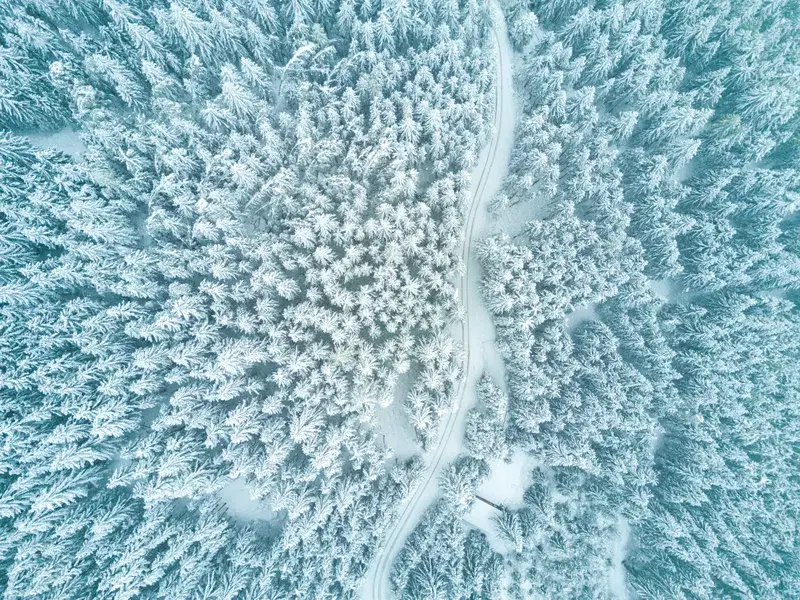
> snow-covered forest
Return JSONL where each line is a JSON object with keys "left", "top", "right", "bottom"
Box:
{"left": 1, "top": 0, "right": 497, "bottom": 598}
{"left": 2, "top": 0, "right": 800, "bottom": 599}
{"left": 390, "top": 0, "right": 800, "bottom": 598}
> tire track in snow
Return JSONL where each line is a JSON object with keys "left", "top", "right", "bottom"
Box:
{"left": 365, "top": 6, "right": 511, "bottom": 598}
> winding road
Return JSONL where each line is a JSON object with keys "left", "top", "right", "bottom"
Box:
{"left": 362, "top": 4, "right": 514, "bottom": 599}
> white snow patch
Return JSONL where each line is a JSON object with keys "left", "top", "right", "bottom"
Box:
{"left": 649, "top": 278, "right": 675, "bottom": 300}
{"left": 464, "top": 451, "right": 538, "bottom": 553}
{"left": 375, "top": 375, "right": 422, "bottom": 461}
{"left": 756, "top": 288, "right": 788, "bottom": 300}
{"left": 26, "top": 128, "right": 85, "bottom": 157}
{"left": 608, "top": 517, "right": 630, "bottom": 599}
{"left": 464, "top": 498, "right": 508, "bottom": 553}
{"left": 479, "top": 327, "right": 508, "bottom": 394}
{"left": 487, "top": 191, "right": 551, "bottom": 238}
{"left": 673, "top": 158, "right": 697, "bottom": 183}
{"left": 566, "top": 301, "right": 598, "bottom": 332}
{"left": 477, "top": 449, "right": 537, "bottom": 509}
{"left": 218, "top": 477, "right": 277, "bottom": 523}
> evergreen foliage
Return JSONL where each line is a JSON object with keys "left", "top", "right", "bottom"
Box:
{"left": 463, "top": 373, "right": 509, "bottom": 462}
{"left": 391, "top": 457, "right": 501, "bottom": 600}
{"left": 0, "top": 0, "right": 495, "bottom": 597}
{"left": 2, "top": 0, "right": 800, "bottom": 597}
{"left": 477, "top": 0, "right": 800, "bottom": 597}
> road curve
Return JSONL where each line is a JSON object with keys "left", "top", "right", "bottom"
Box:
{"left": 363, "top": 4, "right": 513, "bottom": 599}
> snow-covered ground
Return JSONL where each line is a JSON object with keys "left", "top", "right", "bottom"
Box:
{"left": 464, "top": 450, "right": 539, "bottom": 551}
{"left": 218, "top": 477, "right": 279, "bottom": 532}
{"left": 487, "top": 192, "right": 550, "bottom": 238}
{"left": 475, "top": 450, "right": 538, "bottom": 510}
{"left": 361, "top": 4, "right": 516, "bottom": 598}
{"left": 375, "top": 373, "right": 422, "bottom": 461}
{"left": 25, "top": 127, "right": 85, "bottom": 157}
{"left": 649, "top": 278, "right": 675, "bottom": 300}
{"left": 465, "top": 499, "right": 507, "bottom": 553}
{"left": 566, "top": 301, "right": 599, "bottom": 332}
{"left": 608, "top": 517, "right": 630, "bottom": 599}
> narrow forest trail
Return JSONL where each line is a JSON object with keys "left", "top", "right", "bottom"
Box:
{"left": 362, "top": 5, "right": 514, "bottom": 599}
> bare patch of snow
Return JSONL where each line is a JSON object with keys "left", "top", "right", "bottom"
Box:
{"left": 487, "top": 190, "right": 552, "bottom": 238}
{"left": 608, "top": 517, "right": 630, "bottom": 599}
{"left": 375, "top": 374, "right": 422, "bottom": 461}
{"left": 649, "top": 278, "right": 675, "bottom": 300}
{"left": 673, "top": 156, "right": 698, "bottom": 183}
{"left": 480, "top": 335, "right": 508, "bottom": 394}
{"left": 756, "top": 288, "right": 788, "bottom": 300}
{"left": 26, "top": 127, "right": 85, "bottom": 157}
{"left": 477, "top": 450, "right": 537, "bottom": 509}
{"left": 218, "top": 477, "right": 278, "bottom": 524}
{"left": 464, "top": 451, "right": 538, "bottom": 553}
{"left": 566, "top": 301, "right": 598, "bottom": 332}
{"left": 464, "top": 498, "right": 508, "bottom": 553}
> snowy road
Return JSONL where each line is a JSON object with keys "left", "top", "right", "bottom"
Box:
{"left": 362, "top": 4, "right": 515, "bottom": 599}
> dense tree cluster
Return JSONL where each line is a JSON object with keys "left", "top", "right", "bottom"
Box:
{"left": 391, "top": 456, "right": 501, "bottom": 600}
{"left": 463, "top": 373, "right": 509, "bottom": 463}
{"left": 476, "top": 0, "right": 800, "bottom": 598}
{"left": 494, "top": 467, "right": 626, "bottom": 599}
{"left": 4, "top": 0, "right": 800, "bottom": 596}
{"left": 391, "top": 371, "right": 510, "bottom": 600}
{"left": 627, "top": 293, "right": 800, "bottom": 598}
{"left": 0, "top": 0, "right": 496, "bottom": 598}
